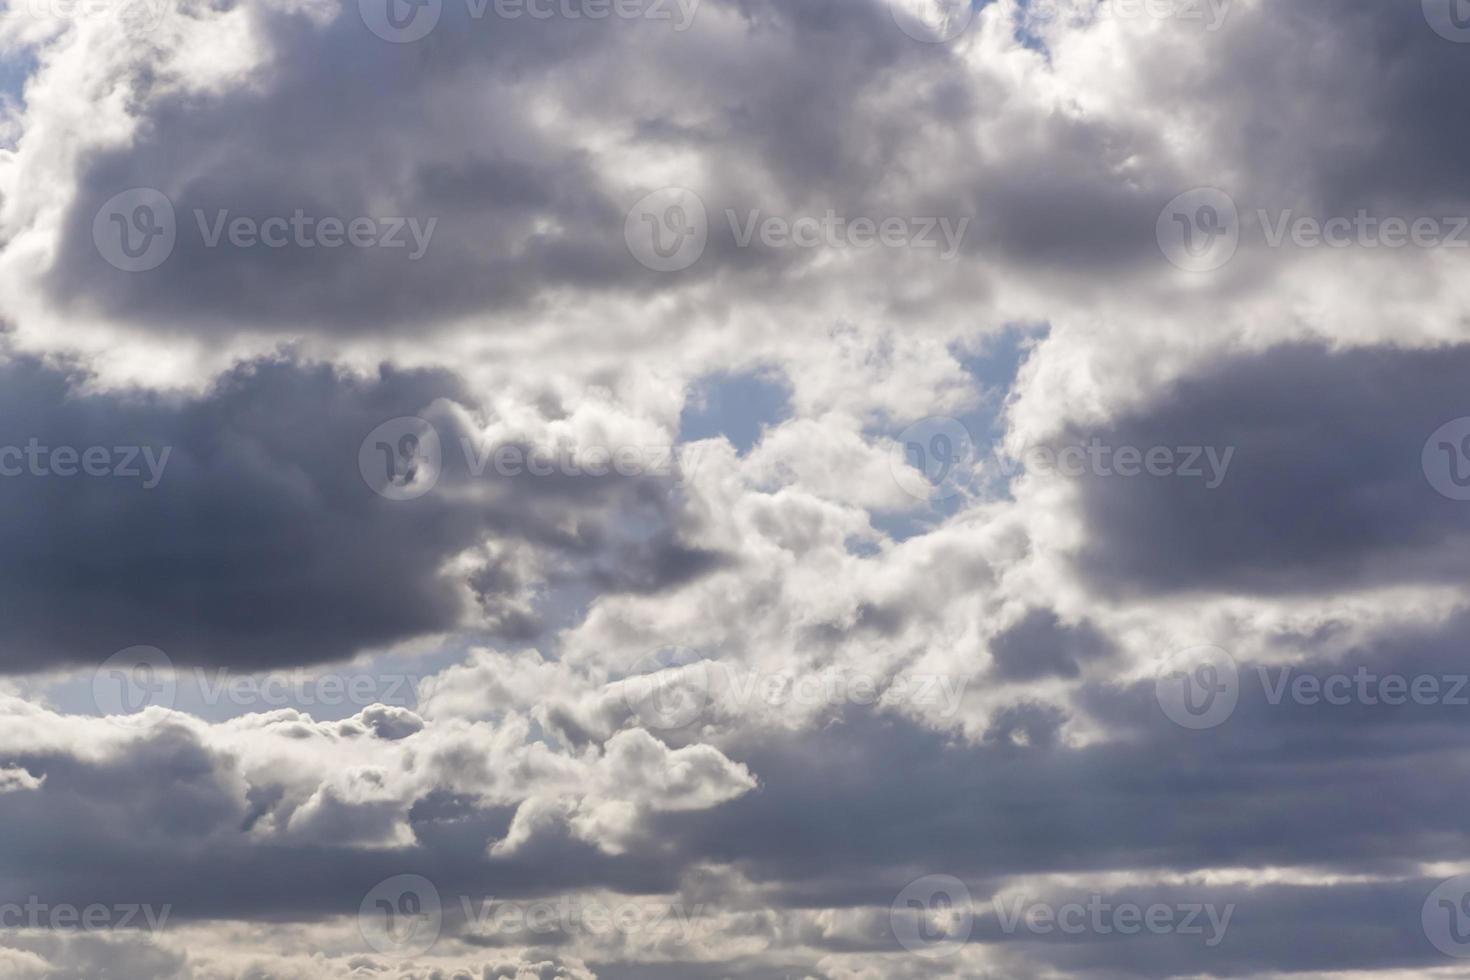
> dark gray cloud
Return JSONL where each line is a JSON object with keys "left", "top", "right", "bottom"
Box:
{"left": 1194, "top": 0, "right": 1470, "bottom": 216}
{"left": 989, "top": 609, "right": 1115, "bottom": 680}
{"left": 45, "top": 0, "right": 975, "bottom": 337}
{"left": 650, "top": 606, "right": 1470, "bottom": 895}
{"left": 0, "top": 354, "right": 718, "bottom": 672}
{"left": 1069, "top": 342, "right": 1470, "bottom": 596}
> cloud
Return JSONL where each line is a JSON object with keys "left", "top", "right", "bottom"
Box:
{"left": 0, "top": 353, "right": 721, "bottom": 672}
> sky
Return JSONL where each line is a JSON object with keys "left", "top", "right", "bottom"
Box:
{"left": 2, "top": 0, "right": 1470, "bottom": 977}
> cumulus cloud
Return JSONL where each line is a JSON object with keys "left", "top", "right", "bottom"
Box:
{"left": 0, "top": 0, "right": 1467, "bottom": 976}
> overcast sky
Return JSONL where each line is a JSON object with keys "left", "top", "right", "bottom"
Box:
{"left": 2, "top": 0, "right": 1470, "bottom": 977}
